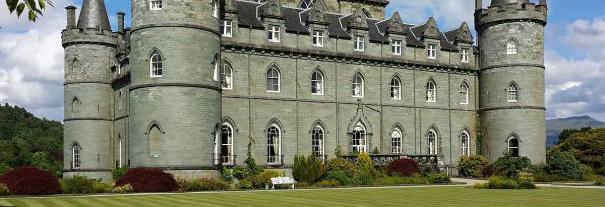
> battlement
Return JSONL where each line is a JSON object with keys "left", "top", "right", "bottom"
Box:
{"left": 476, "top": 1, "right": 547, "bottom": 31}
{"left": 61, "top": 28, "right": 118, "bottom": 47}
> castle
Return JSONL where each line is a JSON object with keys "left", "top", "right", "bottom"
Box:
{"left": 62, "top": 0, "right": 547, "bottom": 181}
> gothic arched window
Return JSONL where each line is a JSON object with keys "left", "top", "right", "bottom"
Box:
{"left": 267, "top": 124, "right": 282, "bottom": 165}
{"left": 312, "top": 125, "right": 324, "bottom": 158}
{"left": 149, "top": 124, "right": 162, "bottom": 157}
{"left": 221, "top": 123, "right": 234, "bottom": 164}
{"left": 72, "top": 143, "right": 81, "bottom": 169}
{"left": 461, "top": 130, "right": 470, "bottom": 157}
{"left": 426, "top": 79, "right": 437, "bottom": 102}
{"left": 460, "top": 82, "right": 469, "bottom": 105}
{"left": 311, "top": 69, "right": 324, "bottom": 95}
{"left": 352, "top": 122, "right": 367, "bottom": 153}
{"left": 352, "top": 73, "right": 364, "bottom": 98}
{"left": 507, "top": 82, "right": 519, "bottom": 103}
{"left": 507, "top": 135, "right": 520, "bottom": 157}
{"left": 150, "top": 50, "right": 163, "bottom": 77}
{"left": 71, "top": 97, "right": 80, "bottom": 113}
{"left": 391, "top": 128, "right": 402, "bottom": 154}
{"left": 390, "top": 76, "right": 401, "bottom": 100}
{"left": 222, "top": 63, "right": 233, "bottom": 90}
{"left": 427, "top": 128, "right": 438, "bottom": 155}
{"left": 266, "top": 66, "right": 281, "bottom": 92}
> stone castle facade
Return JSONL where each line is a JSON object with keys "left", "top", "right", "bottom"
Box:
{"left": 62, "top": 0, "right": 547, "bottom": 181}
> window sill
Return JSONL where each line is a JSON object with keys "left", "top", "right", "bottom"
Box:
{"left": 312, "top": 93, "right": 324, "bottom": 96}
{"left": 267, "top": 90, "right": 280, "bottom": 93}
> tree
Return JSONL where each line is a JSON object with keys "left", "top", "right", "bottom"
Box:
{"left": 6, "top": 0, "right": 54, "bottom": 22}
{"left": 557, "top": 127, "right": 591, "bottom": 145}
{"left": 555, "top": 128, "right": 605, "bottom": 170}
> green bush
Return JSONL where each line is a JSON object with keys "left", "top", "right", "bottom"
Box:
{"left": 0, "top": 183, "right": 9, "bottom": 196}
{"left": 61, "top": 176, "right": 97, "bottom": 194}
{"left": 544, "top": 149, "right": 584, "bottom": 180}
{"left": 493, "top": 155, "right": 531, "bottom": 179}
{"left": 111, "top": 184, "right": 134, "bottom": 193}
{"left": 178, "top": 178, "right": 231, "bottom": 192}
{"left": 325, "top": 170, "right": 352, "bottom": 186}
{"left": 0, "top": 163, "right": 11, "bottom": 175}
{"left": 236, "top": 177, "right": 254, "bottom": 189}
{"left": 293, "top": 155, "right": 326, "bottom": 183}
{"left": 596, "top": 166, "right": 605, "bottom": 175}
{"left": 373, "top": 176, "right": 428, "bottom": 185}
{"left": 425, "top": 173, "right": 450, "bottom": 184}
{"left": 232, "top": 166, "right": 249, "bottom": 180}
{"left": 487, "top": 176, "right": 518, "bottom": 189}
{"left": 244, "top": 156, "right": 261, "bottom": 176}
{"left": 221, "top": 168, "right": 235, "bottom": 183}
{"left": 317, "top": 180, "right": 339, "bottom": 188}
{"left": 253, "top": 170, "right": 281, "bottom": 189}
{"left": 326, "top": 158, "right": 356, "bottom": 176}
{"left": 353, "top": 153, "right": 376, "bottom": 185}
{"left": 92, "top": 181, "right": 112, "bottom": 193}
{"left": 458, "top": 156, "right": 489, "bottom": 178}
{"left": 112, "top": 167, "right": 128, "bottom": 180}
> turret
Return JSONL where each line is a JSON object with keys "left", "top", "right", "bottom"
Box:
{"left": 476, "top": 0, "right": 547, "bottom": 163}
{"left": 62, "top": 0, "right": 117, "bottom": 181}
{"left": 128, "top": 0, "right": 222, "bottom": 172}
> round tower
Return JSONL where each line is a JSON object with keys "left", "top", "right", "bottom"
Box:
{"left": 62, "top": 0, "right": 116, "bottom": 181}
{"left": 129, "top": 0, "right": 222, "bottom": 174}
{"left": 476, "top": 0, "right": 547, "bottom": 163}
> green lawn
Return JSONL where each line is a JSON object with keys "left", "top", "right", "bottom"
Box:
{"left": 1, "top": 186, "right": 604, "bottom": 207}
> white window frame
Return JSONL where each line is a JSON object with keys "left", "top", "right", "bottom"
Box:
{"left": 221, "top": 63, "right": 233, "bottom": 90}
{"left": 312, "top": 30, "right": 324, "bottom": 47}
{"left": 391, "top": 128, "right": 402, "bottom": 154}
{"left": 266, "top": 67, "right": 281, "bottom": 92}
{"left": 221, "top": 20, "right": 233, "bottom": 37}
{"left": 352, "top": 73, "right": 364, "bottom": 98}
{"left": 352, "top": 123, "right": 367, "bottom": 153}
{"left": 391, "top": 40, "right": 402, "bottom": 55}
{"left": 267, "top": 124, "right": 282, "bottom": 165}
{"left": 150, "top": 0, "right": 162, "bottom": 10}
{"left": 507, "top": 41, "right": 518, "bottom": 55}
{"left": 311, "top": 70, "right": 324, "bottom": 95}
{"left": 268, "top": 25, "right": 281, "bottom": 43}
{"left": 212, "top": 0, "right": 219, "bottom": 18}
{"left": 460, "top": 83, "right": 469, "bottom": 105}
{"left": 426, "top": 80, "right": 436, "bottom": 103}
{"left": 507, "top": 83, "right": 519, "bottom": 103}
{"left": 221, "top": 123, "right": 234, "bottom": 165}
{"left": 427, "top": 44, "right": 437, "bottom": 59}
{"left": 354, "top": 35, "right": 365, "bottom": 51}
{"left": 390, "top": 77, "right": 401, "bottom": 100}
{"left": 461, "top": 130, "right": 470, "bottom": 157}
{"left": 427, "top": 129, "right": 438, "bottom": 155}
{"left": 312, "top": 125, "right": 325, "bottom": 159}
{"left": 72, "top": 144, "right": 81, "bottom": 169}
{"left": 150, "top": 51, "right": 163, "bottom": 78}
{"left": 507, "top": 136, "right": 520, "bottom": 157}
{"left": 461, "top": 48, "right": 469, "bottom": 63}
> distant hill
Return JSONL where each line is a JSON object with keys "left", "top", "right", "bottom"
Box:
{"left": 546, "top": 116, "right": 605, "bottom": 146}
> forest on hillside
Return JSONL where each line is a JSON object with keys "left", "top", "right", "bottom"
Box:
{"left": 0, "top": 104, "right": 63, "bottom": 176}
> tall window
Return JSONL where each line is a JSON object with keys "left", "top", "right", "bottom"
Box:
{"left": 212, "top": 0, "right": 219, "bottom": 18}
{"left": 267, "top": 124, "right": 281, "bottom": 165}
{"left": 354, "top": 35, "right": 365, "bottom": 51}
{"left": 426, "top": 79, "right": 436, "bottom": 102}
{"left": 391, "top": 128, "right": 402, "bottom": 154}
{"left": 150, "top": 51, "right": 163, "bottom": 77}
{"left": 427, "top": 44, "right": 437, "bottom": 59}
{"left": 118, "top": 136, "right": 122, "bottom": 168}
{"left": 460, "top": 82, "right": 469, "bottom": 105}
{"left": 149, "top": 124, "right": 162, "bottom": 157}
{"left": 118, "top": 90, "right": 123, "bottom": 110}
{"left": 391, "top": 40, "right": 402, "bottom": 55}
{"left": 72, "top": 143, "right": 81, "bottom": 169}
{"left": 221, "top": 63, "right": 233, "bottom": 90}
{"left": 150, "top": 0, "right": 162, "bottom": 10}
{"left": 221, "top": 20, "right": 233, "bottom": 37}
{"left": 352, "top": 73, "right": 364, "bottom": 97}
{"left": 312, "top": 30, "right": 324, "bottom": 47}
{"left": 507, "top": 41, "right": 518, "bottom": 55}
{"left": 507, "top": 83, "right": 519, "bottom": 103}
{"left": 390, "top": 76, "right": 401, "bottom": 100}
{"left": 71, "top": 97, "right": 80, "bottom": 113}
{"left": 312, "top": 125, "right": 324, "bottom": 158}
{"left": 507, "top": 135, "right": 520, "bottom": 157}
{"left": 268, "top": 25, "right": 281, "bottom": 42}
{"left": 299, "top": 0, "right": 315, "bottom": 9}
{"left": 427, "top": 129, "right": 438, "bottom": 155}
{"left": 266, "top": 67, "right": 280, "bottom": 92}
{"left": 461, "top": 130, "right": 470, "bottom": 156}
{"left": 311, "top": 70, "right": 324, "bottom": 95}
{"left": 221, "top": 123, "right": 234, "bottom": 165}
{"left": 461, "top": 48, "right": 469, "bottom": 63}
{"left": 352, "top": 123, "right": 367, "bottom": 153}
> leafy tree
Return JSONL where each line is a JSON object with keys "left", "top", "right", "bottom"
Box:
{"left": 6, "top": 0, "right": 54, "bottom": 22}
{"left": 555, "top": 128, "right": 605, "bottom": 170}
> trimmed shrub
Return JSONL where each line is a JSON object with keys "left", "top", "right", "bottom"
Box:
{"left": 425, "top": 173, "right": 450, "bottom": 184}
{"left": 458, "top": 156, "right": 489, "bottom": 178}
{"left": 221, "top": 168, "right": 234, "bottom": 183}
{"left": 326, "top": 158, "right": 356, "bottom": 176}
{"left": 62, "top": 176, "right": 97, "bottom": 194}
{"left": 0, "top": 183, "right": 9, "bottom": 196}
{"left": 253, "top": 170, "right": 281, "bottom": 189}
{"left": 115, "top": 168, "right": 178, "bottom": 192}
{"left": 293, "top": 155, "right": 326, "bottom": 183}
{"left": 112, "top": 167, "right": 128, "bottom": 180}
{"left": 487, "top": 176, "right": 518, "bottom": 189}
{"left": 0, "top": 166, "right": 62, "bottom": 195}
{"left": 493, "top": 155, "right": 531, "bottom": 179}
{"left": 353, "top": 153, "right": 376, "bottom": 185}
{"left": 325, "top": 170, "right": 352, "bottom": 186}
{"left": 111, "top": 184, "right": 134, "bottom": 193}
{"left": 317, "top": 180, "right": 339, "bottom": 188}
{"left": 387, "top": 158, "right": 420, "bottom": 177}
{"left": 178, "top": 178, "right": 230, "bottom": 192}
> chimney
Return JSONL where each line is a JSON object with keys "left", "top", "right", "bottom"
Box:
{"left": 66, "top": 6, "right": 77, "bottom": 29}
{"left": 117, "top": 12, "right": 125, "bottom": 33}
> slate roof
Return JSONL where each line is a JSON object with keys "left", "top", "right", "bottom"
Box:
{"left": 234, "top": 0, "right": 468, "bottom": 49}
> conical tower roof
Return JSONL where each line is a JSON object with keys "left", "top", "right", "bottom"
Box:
{"left": 77, "top": 0, "right": 111, "bottom": 30}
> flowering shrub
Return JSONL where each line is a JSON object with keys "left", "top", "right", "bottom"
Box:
{"left": 115, "top": 168, "right": 178, "bottom": 192}
{"left": 387, "top": 158, "right": 420, "bottom": 177}
{"left": 0, "top": 166, "right": 62, "bottom": 195}
{"left": 111, "top": 184, "right": 134, "bottom": 193}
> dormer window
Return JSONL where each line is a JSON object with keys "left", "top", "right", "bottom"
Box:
{"left": 150, "top": 0, "right": 162, "bottom": 10}
{"left": 221, "top": 20, "right": 233, "bottom": 37}
{"left": 268, "top": 25, "right": 281, "bottom": 42}
{"left": 427, "top": 44, "right": 437, "bottom": 59}
{"left": 391, "top": 40, "right": 402, "bottom": 55}
{"left": 312, "top": 30, "right": 324, "bottom": 47}
{"left": 354, "top": 36, "right": 365, "bottom": 51}
{"left": 461, "top": 48, "right": 469, "bottom": 63}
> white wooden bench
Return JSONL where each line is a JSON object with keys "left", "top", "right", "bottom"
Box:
{"left": 271, "top": 177, "right": 296, "bottom": 190}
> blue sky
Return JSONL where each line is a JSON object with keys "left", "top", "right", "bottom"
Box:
{"left": 0, "top": 0, "right": 604, "bottom": 121}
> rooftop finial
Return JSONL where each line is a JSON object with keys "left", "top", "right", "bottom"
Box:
{"left": 77, "top": 0, "right": 111, "bottom": 30}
